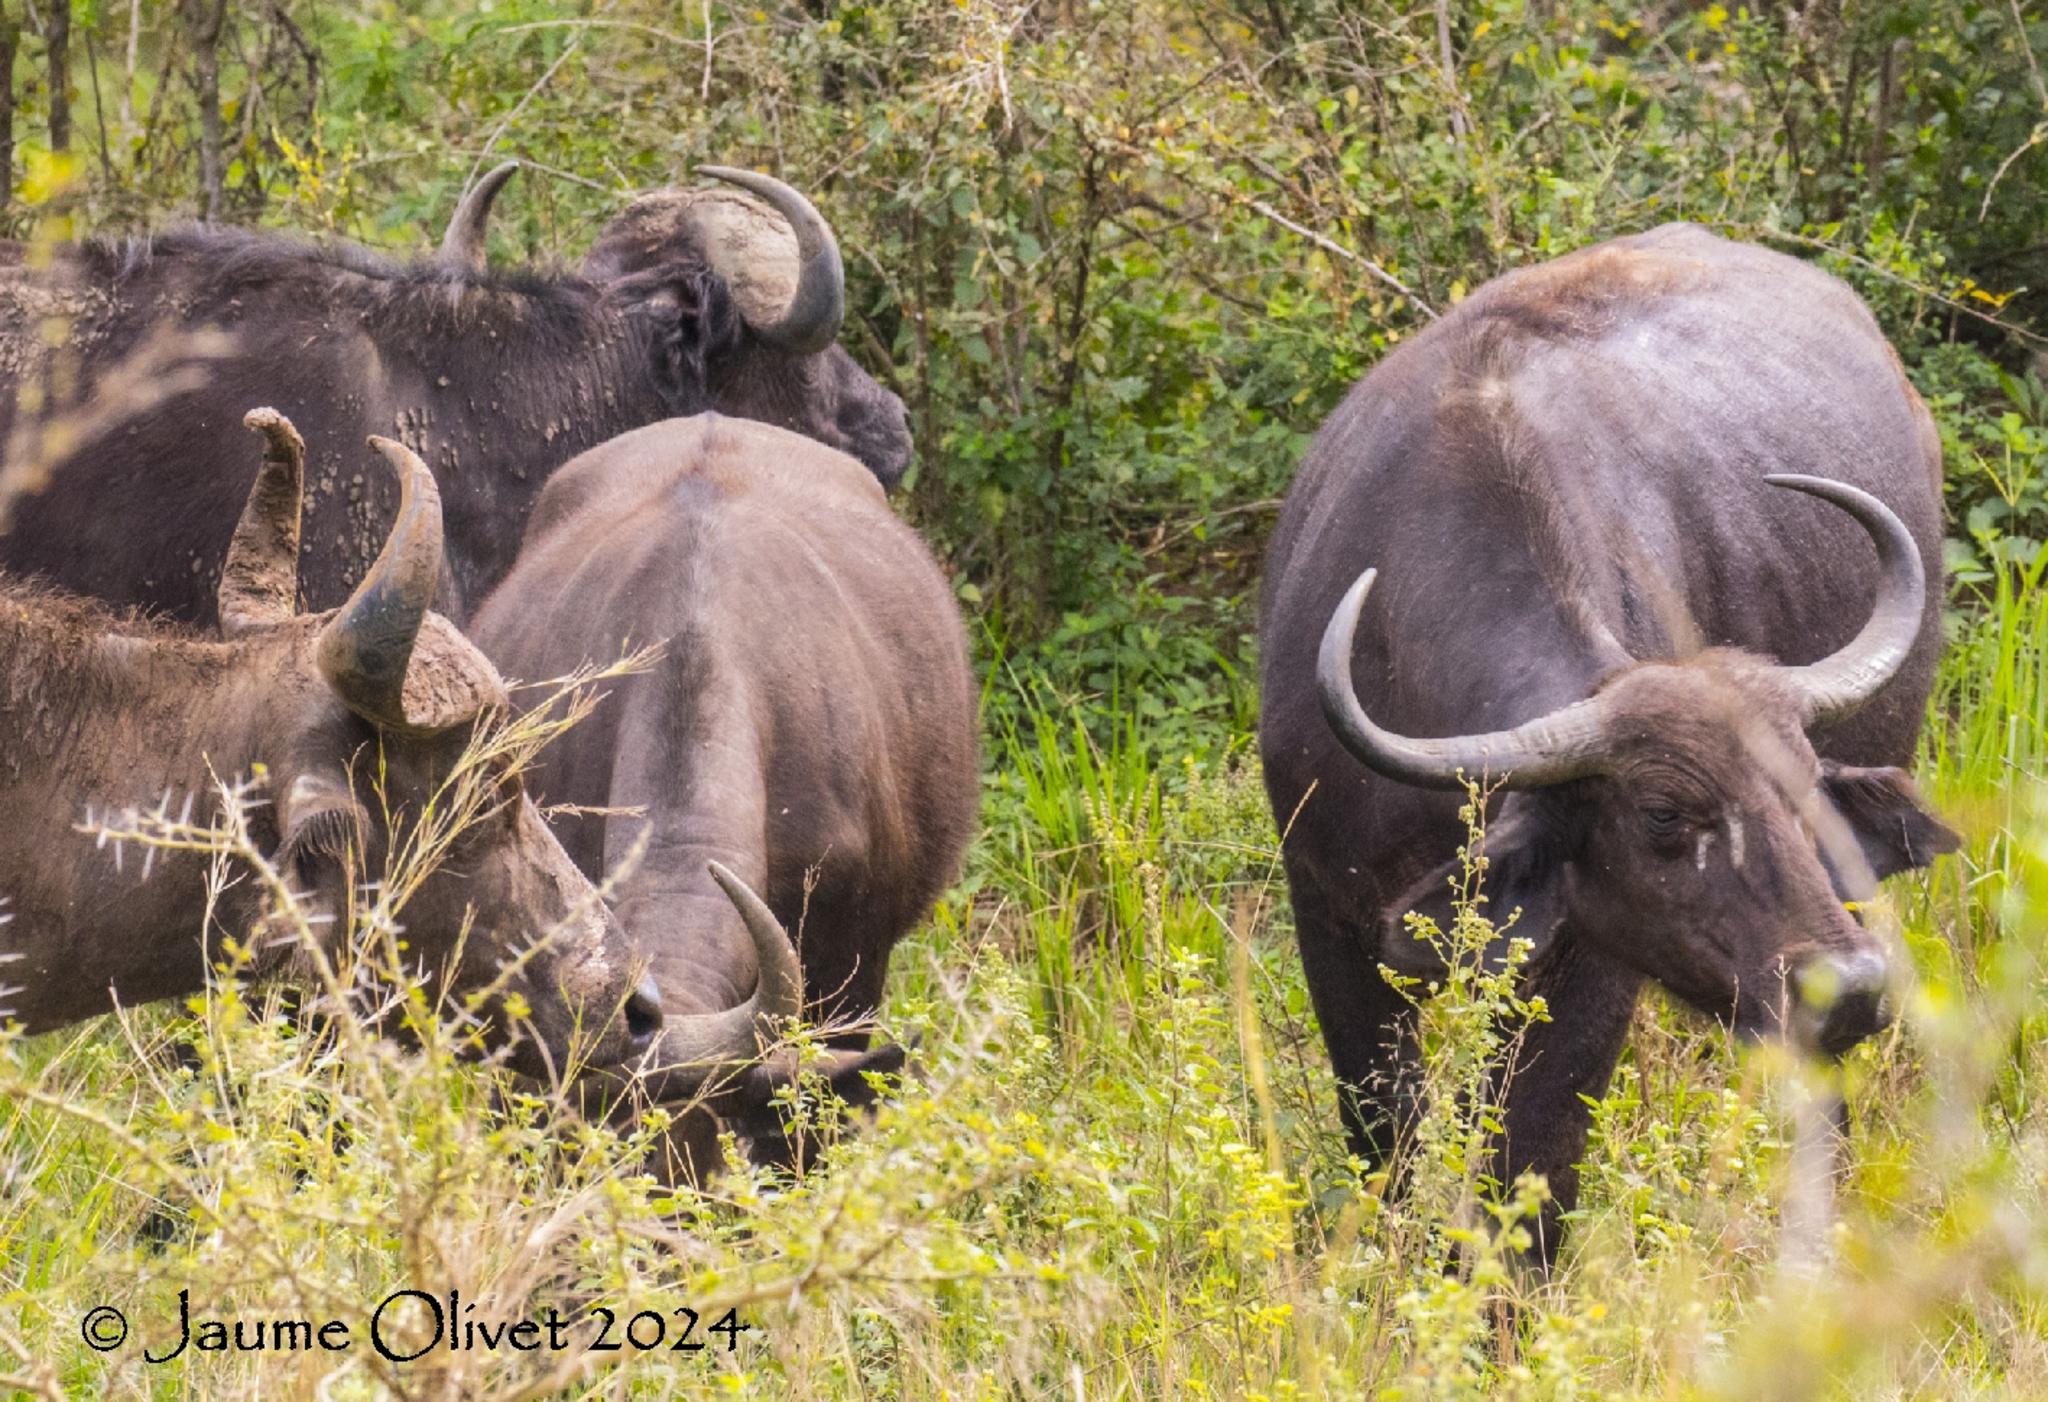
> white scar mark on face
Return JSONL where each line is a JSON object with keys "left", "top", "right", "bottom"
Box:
{"left": 1728, "top": 815, "right": 1747, "bottom": 870}
{"left": 1695, "top": 829, "right": 1716, "bottom": 872}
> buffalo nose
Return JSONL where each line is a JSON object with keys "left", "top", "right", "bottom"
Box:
{"left": 623, "top": 976, "right": 664, "bottom": 1058}
{"left": 1796, "top": 948, "right": 1890, "bottom": 1056}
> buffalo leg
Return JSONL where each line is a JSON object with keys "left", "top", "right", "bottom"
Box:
{"left": 1491, "top": 940, "right": 1642, "bottom": 1267}
{"left": 1288, "top": 864, "right": 1423, "bottom": 1176}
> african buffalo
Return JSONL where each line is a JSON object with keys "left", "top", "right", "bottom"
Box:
{"left": 1258, "top": 224, "right": 1961, "bottom": 1261}
{"left": 0, "top": 164, "right": 909, "bottom": 626}
{"left": 469, "top": 414, "right": 979, "bottom": 1174}
{"left": 0, "top": 409, "right": 688, "bottom": 1079}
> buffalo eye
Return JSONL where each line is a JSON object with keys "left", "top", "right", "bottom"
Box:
{"left": 1639, "top": 803, "right": 1688, "bottom": 847}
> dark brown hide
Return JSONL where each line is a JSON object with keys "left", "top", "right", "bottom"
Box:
{"left": 0, "top": 176, "right": 910, "bottom": 627}
{"left": 1257, "top": 224, "right": 1958, "bottom": 1262}
{"left": 469, "top": 415, "right": 978, "bottom": 1168}
{"left": 0, "top": 419, "right": 660, "bottom": 1079}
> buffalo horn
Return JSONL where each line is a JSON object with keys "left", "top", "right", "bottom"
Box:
{"left": 706, "top": 860, "right": 807, "bottom": 1030}
{"left": 218, "top": 408, "right": 306, "bottom": 636}
{"left": 315, "top": 437, "right": 446, "bottom": 730}
{"left": 438, "top": 161, "right": 519, "bottom": 272}
{"left": 1316, "top": 568, "right": 1617, "bottom": 790}
{"left": 1761, "top": 475, "right": 1926, "bottom": 725}
{"left": 633, "top": 862, "right": 807, "bottom": 1094}
{"left": 698, "top": 166, "right": 846, "bottom": 354}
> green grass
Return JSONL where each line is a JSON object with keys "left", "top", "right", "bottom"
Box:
{"left": 1, "top": 565, "right": 2044, "bottom": 1398}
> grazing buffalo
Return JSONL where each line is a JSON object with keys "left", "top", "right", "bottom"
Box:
{"left": 1258, "top": 224, "right": 1960, "bottom": 1260}
{"left": 0, "top": 409, "right": 686, "bottom": 1079}
{"left": 0, "top": 164, "right": 910, "bottom": 626}
{"left": 469, "top": 414, "right": 978, "bottom": 1174}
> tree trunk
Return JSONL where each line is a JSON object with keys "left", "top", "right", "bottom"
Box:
{"left": 1035, "top": 153, "right": 1102, "bottom": 624}
{"left": 0, "top": 10, "right": 15, "bottom": 218}
{"left": 0, "top": 8, "right": 16, "bottom": 216}
{"left": 44, "top": 0, "right": 65, "bottom": 154}
{"left": 119, "top": 0, "right": 136, "bottom": 136}
{"left": 184, "top": 0, "right": 226, "bottom": 219}
{"left": 84, "top": 25, "right": 109, "bottom": 179}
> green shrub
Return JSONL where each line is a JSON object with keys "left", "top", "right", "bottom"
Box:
{"left": 16, "top": 1, "right": 2045, "bottom": 739}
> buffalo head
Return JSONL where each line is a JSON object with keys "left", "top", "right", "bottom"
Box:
{"left": 446, "top": 162, "right": 912, "bottom": 488}
{"left": 220, "top": 410, "right": 664, "bottom": 1078}
{"left": 1318, "top": 475, "right": 1960, "bottom": 1056}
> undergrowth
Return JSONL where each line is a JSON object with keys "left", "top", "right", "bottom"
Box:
{"left": 0, "top": 553, "right": 2040, "bottom": 1398}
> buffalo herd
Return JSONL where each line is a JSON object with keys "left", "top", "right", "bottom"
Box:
{"left": 0, "top": 170, "right": 1962, "bottom": 1250}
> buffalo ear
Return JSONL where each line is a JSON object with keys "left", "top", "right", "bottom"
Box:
{"left": 615, "top": 264, "right": 742, "bottom": 399}
{"left": 1818, "top": 761, "right": 1961, "bottom": 892}
{"left": 1380, "top": 793, "right": 1576, "bottom": 986}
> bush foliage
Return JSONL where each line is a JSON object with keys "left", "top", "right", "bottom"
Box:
{"left": 8, "top": 0, "right": 2039, "bottom": 736}
{"left": 8, "top": 0, "right": 2046, "bottom": 737}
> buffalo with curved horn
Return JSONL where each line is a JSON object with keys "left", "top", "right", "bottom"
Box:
{"left": 299, "top": 428, "right": 794, "bottom": 1089}
{"left": 470, "top": 415, "right": 978, "bottom": 1180}
{"left": 1, "top": 410, "right": 675, "bottom": 1081}
{"left": 0, "top": 164, "right": 907, "bottom": 627}
{"left": 1259, "top": 224, "right": 1960, "bottom": 1265}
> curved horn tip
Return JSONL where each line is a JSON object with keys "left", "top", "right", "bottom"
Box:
{"left": 1336, "top": 569, "right": 1377, "bottom": 636}
{"left": 313, "top": 435, "right": 450, "bottom": 728}
{"left": 1761, "top": 474, "right": 1903, "bottom": 525}
{"left": 241, "top": 406, "right": 304, "bottom": 453}
{"left": 705, "top": 859, "right": 777, "bottom": 936}
{"left": 364, "top": 434, "right": 430, "bottom": 482}
{"left": 1315, "top": 569, "right": 1377, "bottom": 715}
{"left": 1763, "top": 472, "right": 1857, "bottom": 499}
{"left": 705, "top": 860, "right": 805, "bottom": 1025}
{"left": 218, "top": 408, "right": 308, "bottom": 637}
{"left": 466, "top": 160, "right": 521, "bottom": 207}
{"left": 438, "top": 161, "right": 520, "bottom": 270}
{"left": 1760, "top": 473, "right": 1926, "bottom": 725}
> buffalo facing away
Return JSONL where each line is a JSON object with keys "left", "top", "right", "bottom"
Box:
{"left": 0, "top": 165, "right": 909, "bottom": 626}
{"left": 1258, "top": 224, "right": 1960, "bottom": 1261}
{"left": 470, "top": 414, "right": 979, "bottom": 1174}
{"left": 0, "top": 409, "right": 671, "bottom": 1079}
